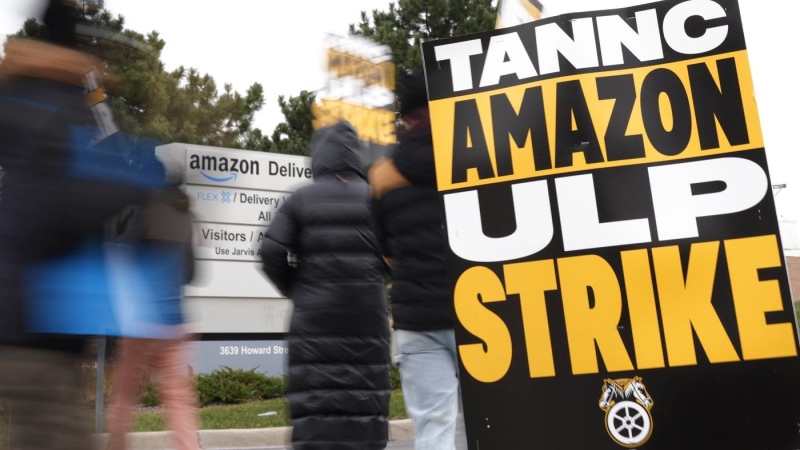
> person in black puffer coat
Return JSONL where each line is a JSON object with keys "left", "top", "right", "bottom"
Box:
{"left": 260, "top": 120, "right": 391, "bottom": 450}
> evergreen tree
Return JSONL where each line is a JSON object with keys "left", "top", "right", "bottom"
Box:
{"left": 350, "top": 0, "right": 497, "bottom": 85}
{"left": 3, "top": 2, "right": 266, "bottom": 150}
{"left": 4, "top": 1, "right": 498, "bottom": 154}
{"left": 261, "top": 91, "right": 317, "bottom": 156}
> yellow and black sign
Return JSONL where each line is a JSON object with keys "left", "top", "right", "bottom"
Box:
{"left": 421, "top": 0, "right": 800, "bottom": 448}
{"left": 315, "top": 35, "right": 396, "bottom": 166}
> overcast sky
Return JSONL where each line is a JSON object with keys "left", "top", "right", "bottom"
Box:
{"left": 0, "top": 0, "right": 797, "bottom": 226}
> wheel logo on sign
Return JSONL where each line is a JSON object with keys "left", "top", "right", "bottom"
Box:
{"left": 598, "top": 377, "right": 654, "bottom": 448}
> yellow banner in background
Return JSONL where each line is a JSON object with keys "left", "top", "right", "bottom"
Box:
{"left": 496, "top": 0, "right": 545, "bottom": 28}
{"left": 313, "top": 99, "right": 395, "bottom": 146}
{"left": 314, "top": 35, "right": 396, "bottom": 147}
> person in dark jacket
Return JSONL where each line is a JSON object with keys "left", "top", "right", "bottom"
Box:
{"left": 0, "top": 1, "right": 147, "bottom": 448}
{"left": 369, "top": 72, "right": 461, "bottom": 450}
{"left": 261, "top": 120, "right": 391, "bottom": 450}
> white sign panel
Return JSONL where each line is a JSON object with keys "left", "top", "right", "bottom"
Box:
{"left": 186, "top": 260, "right": 281, "bottom": 298}
{"left": 184, "top": 146, "right": 312, "bottom": 191}
{"left": 194, "top": 223, "right": 264, "bottom": 261}
{"left": 187, "top": 185, "right": 287, "bottom": 226}
{"left": 156, "top": 143, "right": 312, "bottom": 333}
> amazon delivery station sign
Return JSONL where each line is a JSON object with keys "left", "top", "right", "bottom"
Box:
{"left": 156, "top": 143, "right": 311, "bottom": 370}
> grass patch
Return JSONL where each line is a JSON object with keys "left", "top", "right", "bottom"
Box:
{"left": 389, "top": 390, "right": 406, "bottom": 420}
{"left": 134, "top": 397, "right": 291, "bottom": 431}
{"left": 133, "top": 409, "right": 165, "bottom": 433}
{"left": 200, "top": 398, "right": 291, "bottom": 430}
{"left": 134, "top": 390, "right": 407, "bottom": 432}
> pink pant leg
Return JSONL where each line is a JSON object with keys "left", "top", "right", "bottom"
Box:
{"left": 106, "top": 338, "right": 148, "bottom": 450}
{"left": 152, "top": 336, "right": 200, "bottom": 450}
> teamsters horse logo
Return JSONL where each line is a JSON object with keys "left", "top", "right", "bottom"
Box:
{"left": 598, "top": 377, "right": 654, "bottom": 448}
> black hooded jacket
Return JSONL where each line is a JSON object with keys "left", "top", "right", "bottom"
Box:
{"left": 260, "top": 121, "right": 391, "bottom": 450}
{"left": 370, "top": 128, "right": 453, "bottom": 331}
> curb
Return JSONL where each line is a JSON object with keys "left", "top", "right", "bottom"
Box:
{"left": 92, "top": 419, "right": 415, "bottom": 449}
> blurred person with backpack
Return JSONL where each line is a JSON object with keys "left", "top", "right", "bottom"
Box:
{"left": 0, "top": 0, "right": 149, "bottom": 448}
{"left": 104, "top": 168, "right": 199, "bottom": 450}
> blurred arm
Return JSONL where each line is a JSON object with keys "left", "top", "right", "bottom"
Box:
{"left": 260, "top": 193, "right": 300, "bottom": 296}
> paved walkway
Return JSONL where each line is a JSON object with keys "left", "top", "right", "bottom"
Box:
{"left": 92, "top": 418, "right": 469, "bottom": 449}
{"left": 241, "top": 440, "right": 416, "bottom": 450}
{"left": 92, "top": 419, "right": 416, "bottom": 449}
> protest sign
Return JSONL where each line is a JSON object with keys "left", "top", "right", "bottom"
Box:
{"left": 422, "top": 0, "right": 800, "bottom": 448}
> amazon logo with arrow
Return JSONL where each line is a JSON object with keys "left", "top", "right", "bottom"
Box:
{"left": 189, "top": 153, "right": 260, "bottom": 183}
